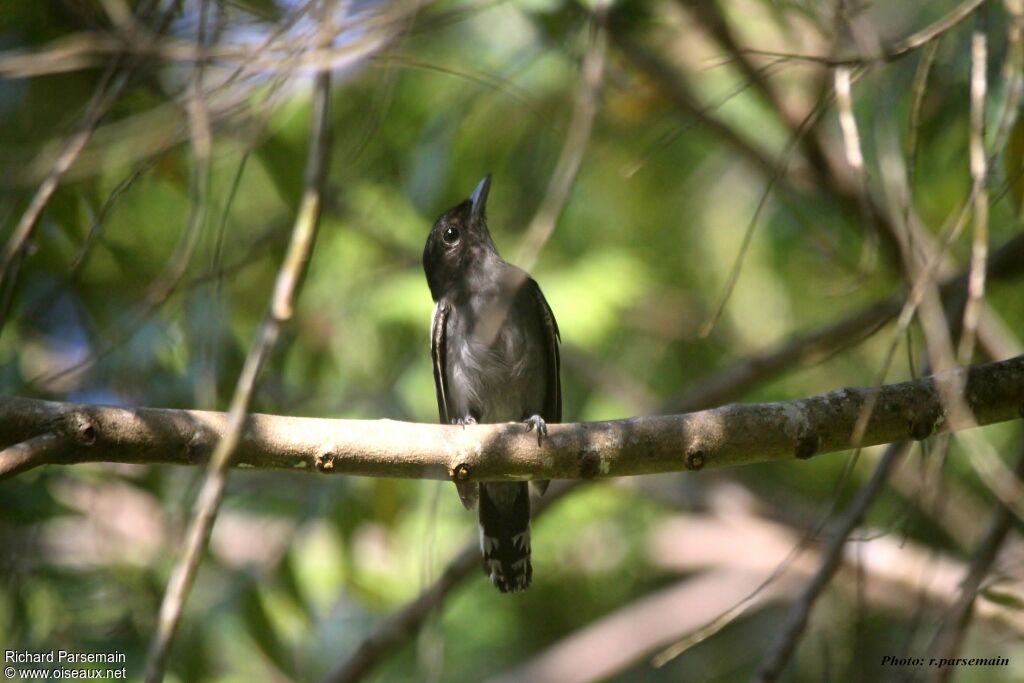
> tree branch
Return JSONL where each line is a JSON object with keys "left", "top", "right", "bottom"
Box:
{"left": 0, "top": 431, "right": 72, "bottom": 479}
{"left": 1, "top": 355, "right": 1021, "bottom": 483}
{"left": 929, "top": 437, "right": 1024, "bottom": 682}
{"left": 143, "top": 8, "right": 335, "bottom": 680}
{"left": 754, "top": 442, "right": 910, "bottom": 683}
{"left": 322, "top": 480, "right": 583, "bottom": 683}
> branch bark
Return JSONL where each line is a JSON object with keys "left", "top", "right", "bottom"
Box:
{"left": 2, "top": 355, "right": 1021, "bottom": 483}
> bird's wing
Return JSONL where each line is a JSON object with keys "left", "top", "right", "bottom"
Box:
{"left": 531, "top": 279, "right": 560, "bottom": 497}
{"left": 430, "top": 300, "right": 451, "bottom": 424}
{"left": 532, "top": 279, "right": 561, "bottom": 423}
{"left": 432, "top": 300, "right": 479, "bottom": 509}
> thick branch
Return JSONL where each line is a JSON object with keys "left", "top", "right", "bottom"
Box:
{"left": 1, "top": 356, "right": 1021, "bottom": 482}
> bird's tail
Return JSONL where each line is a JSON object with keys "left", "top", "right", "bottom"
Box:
{"left": 478, "top": 481, "right": 531, "bottom": 592}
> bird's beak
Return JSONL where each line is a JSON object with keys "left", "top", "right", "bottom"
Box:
{"left": 469, "top": 174, "right": 491, "bottom": 223}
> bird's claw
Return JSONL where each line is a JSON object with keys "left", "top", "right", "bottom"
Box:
{"left": 453, "top": 416, "right": 478, "bottom": 428}
{"left": 524, "top": 415, "right": 547, "bottom": 446}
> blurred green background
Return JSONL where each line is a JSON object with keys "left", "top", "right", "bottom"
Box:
{"left": 1, "top": 0, "right": 1023, "bottom": 681}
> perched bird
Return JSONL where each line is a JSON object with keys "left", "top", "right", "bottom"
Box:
{"left": 422, "top": 175, "right": 561, "bottom": 593}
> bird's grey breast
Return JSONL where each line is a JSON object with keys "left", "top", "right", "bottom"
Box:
{"left": 444, "top": 291, "right": 545, "bottom": 423}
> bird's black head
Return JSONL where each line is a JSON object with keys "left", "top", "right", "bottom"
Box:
{"left": 423, "top": 175, "right": 499, "bottom": 301}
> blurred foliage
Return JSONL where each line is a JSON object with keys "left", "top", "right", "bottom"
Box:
{"left": 1, "top": 0, "right": 1024, "bottom": 682}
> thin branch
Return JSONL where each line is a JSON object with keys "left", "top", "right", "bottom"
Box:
{"left": 754, "top": 442, "right": 910, "bottom": 683}
{"left": 738, "top": 0, "right": 985, "bottom": 67}
{"left": 834, "top": 66, "right": 865, "bottom": 185}
{"left": 142, "top": 29, "right": 334, "bottom": 683}
{"left": 929, "top": 438, "right": 1024, "bottom": 682}
{"left": 311, "top": 228, "right": 1023, "bottom": 683}
{"left": 491, "top": 569, "right": 777, "bottom": 683}
{"left": 904, "top": 40, "right": 940, "bottom": 229}
{"left": 608, "top": 12, "right": 912, "bottom": 281}
{"left": 0, "top": 9, "right": 417, "bottom": 82}
{"left": 1, "top": 355, "right": 1022, "bottom": 483}
{"left": 0, "top": 64, "right": 128, "bottom": 316}
{"left": 989, "top": 5, "right": 1023, "bottom": 164}
{"left": 833, "top": 59, "right": 880, "bottom": 276}
{"left": 676, "top": 0, "right": 793, "bottom": 121}
{"left": 0, "top": 0, "right": 171, "bottom": 312}
{"left": 676, "top": 0, "right": 834, "bottom": 208}
{"left": 958, "top": 23, "right": 989, "bottom": 364}
{"left": 516, "top": 3, "right": 607, "bottom": 270}
{"left": 322, "top": 480, "right": 582, "bottom": 683}
{"left": 489, "top": 484, "right": 1024, "bottom": 683}
{"left": 607, "top": 27, "right": 779, "bottom": 180}
{"left": 0, "top": 432, "right": 71, "bottom": 479}
{"left": 666, "top": 231, "right": 1024, "bottom": 412}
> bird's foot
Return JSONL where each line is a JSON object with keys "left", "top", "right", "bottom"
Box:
{"left": 453, "top": 415, "right": 478, "bottom": 428}
{"left": 523, "top": 415, "right": 547, "bottom": 446}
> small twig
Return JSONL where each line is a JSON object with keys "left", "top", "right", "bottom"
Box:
{"left": 833, "top": 66, "right": 864, "bottom": 189}
{"left": 677, "top": 0, "right": 793, "bottom": 122}
{"left": 0, "top": 65, "right": 127, "bottom": 316}
{"left": 737, "top": 0, "right": 985, "bottom": 67}
{"left": 0, "top": 0, "right": 171, "bottom": 317}
{"left": 833, "top": 62, "right": 880, "bottom": 276}
{"left": 607, "top": 14, "right": 911, "bottom": 303}
{"left": 958, "top": 23, "right": 989, "bottom": 364}
{"left": 198, "top": 152, "right": 250, "bottom": 408}
{"left": 142, "top": 18, "right": 334, "bottom": 682}
{"left": 667, "top": 230, "right": 1024, "bottom": 412}
{"left": 516, "top": 2, "right": 607, "bottom": 271}
{"left": 988, "top": 4, "right": 1023, "bottom": 164}
{"left": 754, "top": 442, "right": 910, "bottom": 683}
{"left": 677, "top": 0, "right": 836, "bottom": 220}
{"left": 608, "top": 27, "right": 779, "bottom": 180}
{"left": 904, "top": 40, "right": 940, "bottom": 230}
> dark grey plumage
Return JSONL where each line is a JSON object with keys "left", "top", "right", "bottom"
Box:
{"left": 423, "top": 175, "right": 561, "bottom": 593}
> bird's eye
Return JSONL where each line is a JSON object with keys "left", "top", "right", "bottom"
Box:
{"left": 442, "top": 226, "right": 460, "bottom": 245}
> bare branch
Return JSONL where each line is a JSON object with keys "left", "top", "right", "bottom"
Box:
{"left": 491, "top": 569, "right": 778, "bottom": 683}
{"left": 516, "top": 4, "right": 607, "bottom": 270}
{"left": 143, "top": 12, "right": 335, "bottom": 680}
{"left": 0, "top": 355, "right": 1021, "bottom": 483}
{"left": 322, "top": 481, "right": 582, "bottom": 683}
{"left": 667, "top": 231, "right": 1024, "bottom": 412}
{"left": 904, "top": 40, "right": 940, "bottom": 226}
{"left": 0, "top": 0, "right": 172, "bottom": 311}
{"left": 989, "top": 5, "right": 1024, "bottom": 164}
{"left": 0, "top": 65, "right": 127, "bottom": 319}
{"left": 487, "top": 481, "right": 1024, "bottom": 683}
{"left": 754, "top": 442, "right": 910, "bottom": 683}
{"left": 738, "top": 0, "right": 985, "bottom": 67}
{"left": 958, "top": 24, "right": 990, "bottom": 364}
{"left": 929, "top": 439, "right": 1024, "bottom": 682}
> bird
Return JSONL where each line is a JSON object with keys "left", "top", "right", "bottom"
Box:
{"left": 422, "top": 175, "right": 561, "bottom": 593}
